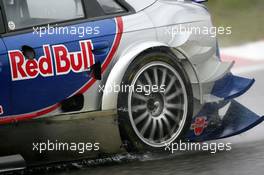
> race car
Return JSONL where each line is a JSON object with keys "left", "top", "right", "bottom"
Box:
{"left": 0, "top": 0, "right": 263, "bottom": 172}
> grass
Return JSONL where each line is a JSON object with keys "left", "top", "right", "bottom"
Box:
{"left": 206, "top": 0, "right": 264, "bottom": 46}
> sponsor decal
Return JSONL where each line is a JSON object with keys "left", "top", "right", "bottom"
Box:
{"left": 0, "top": 17, "right": 124, "bottom": 125}
{"left": 0, "top": 105, "right": 3, "bottom": 115}
{"left": 9, "top": 40, "right": 95, "bottom": 81}
{"left": 191, "top": 117, "right": 208, "bottom": 136}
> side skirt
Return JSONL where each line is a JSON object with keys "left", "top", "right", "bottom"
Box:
{"left": 0, "top": 110, "right": 125, "bottom": 167}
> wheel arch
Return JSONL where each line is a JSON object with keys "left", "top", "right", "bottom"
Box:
{"left": 102, "top": 42, "right": 166, "bottom": 110}
{"left": 101, "top": 41, "right": 197, "bottom": 110}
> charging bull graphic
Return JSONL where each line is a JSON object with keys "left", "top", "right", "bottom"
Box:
{"left": 191, "top": 117, "right": 209, "bottom": 136}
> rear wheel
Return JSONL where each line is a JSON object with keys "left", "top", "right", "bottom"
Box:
{"left": 118, "top": 49, "right": 193, "bottom": 151}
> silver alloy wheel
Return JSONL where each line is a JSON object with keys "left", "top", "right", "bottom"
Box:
{"left": 128, "top": 61, "right": 188, "bottom": 147}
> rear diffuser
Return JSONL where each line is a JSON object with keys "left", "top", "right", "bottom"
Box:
{"left": 185, "top": 100, "right": 264, "bottom": 142}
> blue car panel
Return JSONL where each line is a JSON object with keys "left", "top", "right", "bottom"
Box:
{"left": 0, "top": 17, "right": 123, "bottom": 121}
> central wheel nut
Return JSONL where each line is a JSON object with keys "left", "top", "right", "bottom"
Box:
{"left": 147, "top": 98, "right": 156, "bottom": 111}
{"left": 147, "top": 94, "right": 164, "bottom": 117}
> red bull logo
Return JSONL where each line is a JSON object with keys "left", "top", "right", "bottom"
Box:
{"left": 191, "top": 117, "right": 208, "bottom": 136}
{"left": 9, "top": 40, "right": 95, "bottom": 81}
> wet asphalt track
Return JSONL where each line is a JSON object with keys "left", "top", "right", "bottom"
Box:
{"left": 42, "top": 64, "right": 264, "bottom": 175}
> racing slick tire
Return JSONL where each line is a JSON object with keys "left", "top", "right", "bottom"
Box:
{"left": 117, "top": 48, "right": 193, "bottom": 152}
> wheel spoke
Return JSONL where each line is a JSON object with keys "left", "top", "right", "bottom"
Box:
{"left": 154, "top": 67, "right": 159, "bottom": 86}
{"left": 171, "top": 124, "right": 179, "bottom": 134}
{"left": 167, "top": 103, "right": 183, "bottom": 110}
{"left": 165, "top": 77, "right": 176, "bottom": 94}
{"left": 158, "top": 119, "right": 164, "bottom": 140}
{"left": 137, "top": 79, "right": 144, "bottom": 87}
{"left": 165, "top": 109, "right": 180, "bottom": 123}
{"left": 166, "top": 89, "right": 183, "bottom": 101}
{"left": 144, "top": 71, "right": 153, "bottom": 86}
{"left": 162, "top": 117, "right": 172, "bottom": 134}
{"left": 132, "top": 104, "right": 147, "bottom": 112}
{"left": 133, "top": 93, "right": 148, "bottom": 102}
{"left": 135, "top": 111, "right": 149, "bottom": 125}
{"left": 150, "top": 119, "right": 157, "bottom": 140}
{"left": 161, "top": 68, "right": 167, "bottom": 86}
{"left": 140, "top": 116, "right": 152, "bottom": 135}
